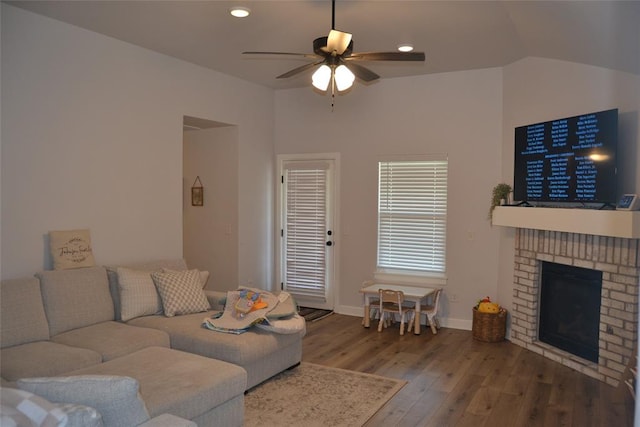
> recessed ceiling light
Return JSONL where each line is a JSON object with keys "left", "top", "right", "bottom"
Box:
{"left": 397, "top": 44, "right": 414, "bottom": 52}
{"left": 229, "top": 6, "right": 250, "bottom": 18}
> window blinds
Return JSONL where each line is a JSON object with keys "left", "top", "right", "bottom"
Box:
{"left": 377, "top": 160, "right": 448, "bottom": 274}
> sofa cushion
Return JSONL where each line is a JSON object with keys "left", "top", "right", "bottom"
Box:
{"left": 0, "top": 387, "right": 68, "bottom": 427}
{"left": 48, "top": 229, "right": 96, "bottom": 270}
{"left": 65, "top": 347, "right": 247, "bottom": 421}
{"left": 128, "top": 312, "right": 303, "bottom": 388}
{"left": 106, "top": 259, "right": 188, "bottom": 321}
{"left": 151, "top": 270, "right": 210, "bottom": 317}
{"left": 117, "top": 268, "right": 163, "bottom": 322}
{"left": 18, "top": 376, "right": 149, "bottom": 427}
{"left": 1, "top": 278, "right": 50, "bottom": 348}
{"left": 0, "top": 341, "right": 101, "bottom": 382}
{"left": 52, "top": 321, "right": 170, "bottom": 362}
{"left": 128, "top": 312, "right": 301, "bottom": 365}
{"left": 37, "top": 267, "right": 114, "bottom": 336}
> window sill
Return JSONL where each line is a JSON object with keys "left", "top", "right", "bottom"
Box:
{"left": 373, "top": 271, "right": 447, "bottom": 287}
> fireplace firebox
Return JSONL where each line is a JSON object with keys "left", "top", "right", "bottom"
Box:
{"left": 539, "top": 261, "right": 602, "bottom": 363}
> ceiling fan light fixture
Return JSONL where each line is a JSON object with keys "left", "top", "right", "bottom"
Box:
{"left": 229, "top": 6, "right": 250, "bottom": 18}
{"left": 312, "top": 64, "right": 332, "bottom": 91}
{"left": 397, "top": 44, "right": 414, "bottom": 52}
{"left": 334, "top": 65, "right": 355, "bottom": 91}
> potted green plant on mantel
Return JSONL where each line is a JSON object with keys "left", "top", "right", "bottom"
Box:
{"left": 488, "top": 183, "right": 512, "bottom": 220}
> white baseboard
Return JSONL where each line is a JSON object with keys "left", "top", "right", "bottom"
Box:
{"left": 335, "top": 304, "right": 472, "bottom": 331}
{"left": 335, "top": 305, "right": 364, "bottom": 317}
{"left": 443, "top": 318, "right": 472, "bottom": 331}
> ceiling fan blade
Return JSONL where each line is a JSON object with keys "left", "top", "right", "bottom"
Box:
{"left": 345, "top": 63, "right": 379, "bottom": 82}
{"left": 276, "top": 61, "right": 324, "bottom": 79}
{"left": 243, "top": 51, "right": 320, "bottom": 59}
{"left": 326, "top": 29, "right": 352, "bottom": 55}
{"left": 348, "top": 51, "right": 426, "bottom": 62}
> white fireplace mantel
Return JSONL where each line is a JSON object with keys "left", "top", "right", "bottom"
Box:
{"left": 492, "top": 206, "right": 640, "bottom": 238}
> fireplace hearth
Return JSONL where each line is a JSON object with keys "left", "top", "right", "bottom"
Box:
{"left": 539, "top": 261, "right": 602, "bottom": 362}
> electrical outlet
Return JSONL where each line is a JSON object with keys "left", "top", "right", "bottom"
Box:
{"left": 450, "top": 293, "right": 459, "bottom": 302}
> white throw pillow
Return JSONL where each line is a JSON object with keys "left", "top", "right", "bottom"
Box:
{"left": 151, "top": 269, "right": 210, "bottom": 317}
{"left": 117, "top": 268, "right": 163, "bottom": 322}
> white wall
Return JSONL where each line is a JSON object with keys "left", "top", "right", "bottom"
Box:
{"left": 1, "top": 4, "right": 274, "bottom": 282}
{"left": 498, "top": 57, "right": 640, "bottom": 319}
{"left": 275, "top": 68, "right": 504, "bottom": 326}
{"left": 183, "top": 126, "right": 239, "bottom": 291}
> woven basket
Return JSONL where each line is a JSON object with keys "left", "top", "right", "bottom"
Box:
{"left": 472, "top": 307, "right": 507, "bottom": 342}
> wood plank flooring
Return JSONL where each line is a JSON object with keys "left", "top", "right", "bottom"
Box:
{"left": 301, "top": 314, "right": 634, "bottom": 427}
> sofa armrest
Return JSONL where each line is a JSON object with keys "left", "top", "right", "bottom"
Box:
{"left": 138, "top": 413, "right": 197, "bottom": 427}
{"left": 203, "top": 290, "right": 226, "bottom": 311}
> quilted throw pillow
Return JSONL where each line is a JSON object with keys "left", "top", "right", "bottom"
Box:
{"left": 151, "top": 269, "right": 210, "bottom": 317}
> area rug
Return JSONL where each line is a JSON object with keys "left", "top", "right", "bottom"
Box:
{"left": 244, "top": 362, "right": 405, "bottom": 427}
{"left": 298, "top": 306, "right": 333, "bottom": 322}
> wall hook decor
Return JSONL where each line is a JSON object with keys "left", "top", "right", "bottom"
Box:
{"left": 191, "top": 176, "right": 203, "bottom": 206}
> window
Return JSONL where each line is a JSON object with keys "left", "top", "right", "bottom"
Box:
{"left": 377, "top": 158, "right": 448, "bottom": 276}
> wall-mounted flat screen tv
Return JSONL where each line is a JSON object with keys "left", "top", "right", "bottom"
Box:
{"left": 513, "top": 108, "right": 618, "bottom": 205}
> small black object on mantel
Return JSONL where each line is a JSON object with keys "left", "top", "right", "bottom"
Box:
{"left": 191, "top": 176, "right": 203, "bottom": 206}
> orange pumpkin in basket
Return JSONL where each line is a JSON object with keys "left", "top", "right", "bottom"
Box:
{"left": 478, "top": 301, "right": 501, "bottom": 313}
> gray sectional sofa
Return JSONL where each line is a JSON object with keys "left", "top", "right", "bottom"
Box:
{"left": 0, "top": 259, "right": 304, "bottom": 426}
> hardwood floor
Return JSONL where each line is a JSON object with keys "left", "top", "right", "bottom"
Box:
{"left": 301, "top": 314, "right": 634, "bottom": 427}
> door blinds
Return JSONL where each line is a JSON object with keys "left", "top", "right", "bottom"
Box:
{"left": 283, "top": 164, "right": 328, "bottom": 301}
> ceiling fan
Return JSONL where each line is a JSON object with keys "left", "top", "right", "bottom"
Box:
{"left": 243, "top": 0, "right": 425, "bottom": 96}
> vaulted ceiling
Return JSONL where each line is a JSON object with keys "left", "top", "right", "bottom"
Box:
{"left": 8, "top": 1, "right": 640, "bottom": 89}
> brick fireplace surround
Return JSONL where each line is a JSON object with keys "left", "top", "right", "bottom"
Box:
{"left": 510, "top": 228, "right": 639, "bottom": 386}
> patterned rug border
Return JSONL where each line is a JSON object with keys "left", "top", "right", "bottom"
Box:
{"left": 244, "top": 362, "right": 406, "bottom": 427}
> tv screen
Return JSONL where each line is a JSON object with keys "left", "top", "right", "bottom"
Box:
{"left": 513, "top": 108, "right": 618, "bottom": 204}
